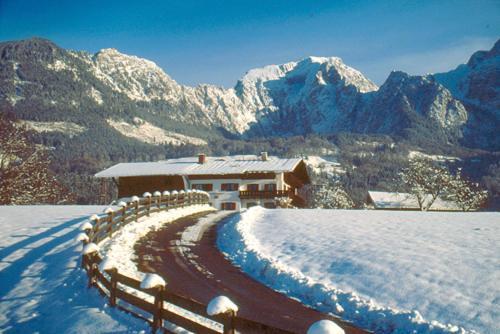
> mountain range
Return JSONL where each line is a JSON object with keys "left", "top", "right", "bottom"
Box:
{"left": 1, "top": 37, "right": 498, "bottom": 150}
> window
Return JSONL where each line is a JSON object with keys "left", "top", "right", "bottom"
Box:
{"left": 264, "top": 183, "right": 277, "bottom": 191}
{"left": 221, "top": 202, "right": 237, "bottom": 210}
{"left": 246, "top": 184, "right": 259, "bottom": 191}
{"left": 221, "top": 183, "right": 239, "bottom": 191}
{"left": 192, "top": 183, "right": 213, "bottom": 191}
{"left": 264, "top": 202, "right": 276, "bottom": 209}
{"left": 246, "top": 202, "right": 258, "bottom": 208}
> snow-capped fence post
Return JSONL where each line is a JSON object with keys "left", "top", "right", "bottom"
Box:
{"left": 143, "top": 192, "right": 152, "bottom": 216}
{"left": 307, "top": 320, "right": 345, "bottom": 334}
{"left": 152, "top": 285, "right": 164, "bottom": 333}
{"left": 162, "top": 191, "right": 170, "bottom": 209}
{"left": 105, "top": 208, "right": 114, "bottom": 238}
{"left": 153, "top": 191, "right": 162, "bottom": 210}
{"left": 118, "top": 202, "right": 127, "bottom": 227}
{"left": 141, "top": 274, "right": 166, "bottom": 333}
{"left": 82, "top": 243, "right": 100, "bottom": 288}
{"left": 89, "top": 262, "right": 98, "bottom": 288}
{"left": 207, "top": 296, "right": 239, "bottom": 334}
{"left": 171, "top": 191, "right": 178, "bottom": 208}
{"left": 179, "top": 191, "right": 184, "bottom": 208}
{"left": 131, "top": 196, "right": 139, "bottom": 221}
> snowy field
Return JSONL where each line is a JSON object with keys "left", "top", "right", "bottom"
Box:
{"left": 0, "top": 206, "right": 149, "bottom": 334}
{"left": 218, "top": 207, "right": 500, "bottom": 334}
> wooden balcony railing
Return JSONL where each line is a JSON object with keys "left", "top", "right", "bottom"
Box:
{"left": 239, "top": 189, "right": 292, "bottom": 199}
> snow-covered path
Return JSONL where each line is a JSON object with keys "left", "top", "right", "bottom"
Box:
{"left": 217, "top": 207, "right": 500, "bottom": 334}
{"left": 0, "top": 206, "right": 148, "bottom": 334}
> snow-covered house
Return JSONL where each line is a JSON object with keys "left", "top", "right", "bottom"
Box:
{"left": 95, "top": 153, "right": 310, "bottom": 210}
{"left": 366, "top": 191, "right": 461, "bottom": 211}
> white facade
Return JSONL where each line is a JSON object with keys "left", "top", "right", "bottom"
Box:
{"left": 186, "top": 174, "right": 288, "bottom": 210}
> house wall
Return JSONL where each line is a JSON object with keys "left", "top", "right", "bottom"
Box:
{"left": 117, "top": 175, "right": 185, "bottom": 198}
{"left": 186, "top": 176, "right": 282, "bottom": 211}
{"left": 114, "top": 166, "right": 310, "bottom": 210}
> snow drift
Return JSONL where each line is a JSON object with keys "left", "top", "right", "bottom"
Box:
{"left": 217, "top": 207, "right": 499, "bottom": 334}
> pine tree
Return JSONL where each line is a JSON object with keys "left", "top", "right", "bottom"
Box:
{"left": 0, "top": 113, "right": 74, "bottom": 204}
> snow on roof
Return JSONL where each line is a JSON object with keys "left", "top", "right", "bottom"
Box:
{"left": 95, "top": 155, "right": 302, "bottom": 178}
{"left": 367, "top": 191, "right": 460, "bottom": 211}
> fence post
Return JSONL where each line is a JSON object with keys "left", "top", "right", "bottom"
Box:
{"left": 207, "top": 296, "right": 238, "bottom": 334}
{"left": 152, "top": 286, "right": 164, "bottom": 333}
{"left": 107, "top": 210, "right": 114, "bottom": 238}
{"left": 147, "top": 197, "right": 151, "bottom": 216}
{"left": 223, "top": 310, "right": 237, "bottom": 334}
{"left": 135, "top": 201, "right": 139, "bottom": 221}
{"left": 81, "top": 252, "right": 88, "bottom": 269}
{"left": 88, "top": 259, "right": 98, "bottom": 288}
{"left": 121, "top": 206, "right": 126, "bottom": 226}
{"left": 109, "top": 268, "right": 118, "bottom": 307}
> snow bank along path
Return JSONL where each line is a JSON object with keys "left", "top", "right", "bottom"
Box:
{"left": 97, "top": 204, "right": 215, "bottom": 280}
{"left": 0, "top": 206, "right": 149, "bottom": 333}
{"left": 217, "top": 207, "right": 500, "bottom": 334}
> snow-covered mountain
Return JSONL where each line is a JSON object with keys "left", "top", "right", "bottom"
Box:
{"left": 434, "top": 39, "right": 500, "bottom": 149}
{"left": 351, "top": 71, "right": 468, "bottom": 143}
{"left": 0, "top": 37, "right": 498, "bottom": 150}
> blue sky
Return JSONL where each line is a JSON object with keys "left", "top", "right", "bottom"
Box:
{"left": 1, "top": 0, "right": 498, "bottom": 87}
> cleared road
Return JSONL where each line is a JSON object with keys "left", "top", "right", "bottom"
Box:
{"left": 134, "top": 211, "right": 369, "bottom": 334}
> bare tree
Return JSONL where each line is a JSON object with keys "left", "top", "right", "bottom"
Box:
{"left": 400, "top": 158, "right": 452, "bottom": 211}
{"left": 309, "top": 179, "right": 354, "bottom": 209}
{"left": 448, "top": 169, "right": 488, "bottom": 211}
{"left": 0, "top": 113, "right": 74, "bottom": 204}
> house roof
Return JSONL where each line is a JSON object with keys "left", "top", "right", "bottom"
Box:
{"left": 367, "top": 191, "right": 461, "bottom": 211}
{"left": 95, "top": 155, "right": 303, "bottom": 178}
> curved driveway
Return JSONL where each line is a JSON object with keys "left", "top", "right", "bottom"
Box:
{"left": 134, "top": 211, "right": 369, "bottom": 334}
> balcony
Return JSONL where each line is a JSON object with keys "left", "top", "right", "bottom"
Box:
{"left": 239, "top": 190, "right": 292, "bottom": 199}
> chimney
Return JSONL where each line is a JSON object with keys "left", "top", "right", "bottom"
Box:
{"left": 198, "top": 153, "right": 206, "bottom": 164}
{"left": 261, "top": 152, "right": 268, "bottom": 161}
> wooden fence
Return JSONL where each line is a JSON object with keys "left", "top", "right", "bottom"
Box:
{"left": 79, "top": 190, "right": 295, "bottom": 334}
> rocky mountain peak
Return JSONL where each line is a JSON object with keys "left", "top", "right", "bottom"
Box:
{"left": 0, "top": 37, "right": 498, "bottom": 150}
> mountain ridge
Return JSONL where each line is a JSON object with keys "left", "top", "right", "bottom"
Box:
{"left": 0, "top": 37, "right": 498, "bottom": 150}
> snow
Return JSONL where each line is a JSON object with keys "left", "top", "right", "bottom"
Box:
{"left": 408, "top": 150, "right": 461, "bottom": 163}
{"left": 0, "top": 205, "right": 149, "bottom": 333}
{"left": 104, "top": 207, "right": 114, "bottom": 214}
{"left": 97, "top": 204, "right": 215, "bottom": 279}
{"left": 75, "top": 233, "right": 89, "bottom": 242}
{"left": 89, "top": 86, "right": 104, "bottom": 105}
{"left": 218, "top": 207, "right": 500, "bottom": 334}
{"left": 181, "top": 211, "right": 233, "bottom": 245}
{"left": 95, "top": 155, "right": 302, "bottom": 178}
{"left": 307, "top": 320, "right": 345, "bottom": 334}
{"left": 305, "top": 155, "right": 345, "bottom": 176}
{"left": 206, "top": 296, "right": 238, "bottom": 316}
{"left": 95, "top": 204, "right": 222, "bottom": 333}
{"left": 21, "top": 121, "right": 86, "bottom": 137}
{"left": 140, "top": 273, "right": 166, "bottom": 289}
{"left": 98, "top": 256, "right": 117, "bottom": 272}
{"left": 79, "top": 221, "right": 93, "bottom": 231}
{"left": 82, "top": 243, "right": 99, "bottom": 255}
{"left": 368, "top": 191, "right": 461, "bottom": 211}
{"left": 106, "top": 117, "right": 207, "bottom": 146}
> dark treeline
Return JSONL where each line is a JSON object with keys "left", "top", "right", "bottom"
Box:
{"left": 27, "top": 123, "right": 499, "bottom": 209}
